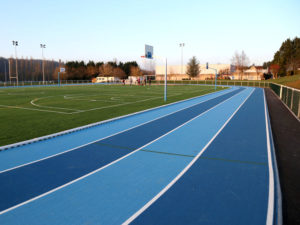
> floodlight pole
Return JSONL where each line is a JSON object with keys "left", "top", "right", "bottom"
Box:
{"left": 206, "top": 62, "right": 217, "bottom": 90}
{"left": 179, "top": 43, "right": 185, "bottom": 74}
{"left": 12, "top": 41, "right": 19, "bottom": 86}
{"left": 40, "top": 44, "right": 46, "bottom": 84}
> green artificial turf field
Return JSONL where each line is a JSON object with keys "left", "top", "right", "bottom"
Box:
{"left": 0, "top": 84, "right": 224, "bottom": 146}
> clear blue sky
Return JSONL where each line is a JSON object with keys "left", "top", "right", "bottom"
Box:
{"left": 0, "top": 0, "right": 299, "bottom": 66}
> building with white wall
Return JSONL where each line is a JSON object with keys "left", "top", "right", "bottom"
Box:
{"left": 155, "top": 64, "right": 235, "bottom": 80}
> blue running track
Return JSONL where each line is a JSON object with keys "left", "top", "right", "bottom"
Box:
{"left": 0, "top": 86, "right": 280, "bottom": 225}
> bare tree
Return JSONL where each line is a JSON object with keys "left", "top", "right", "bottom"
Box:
{"left": 113, "top": 67, "right": 126, "bottom": 78}
{"left": 130, "top": 66, "right": 142, "bottom": 76}
{"left": 99, "top": 63, "right": 114, "bottom": 76}
{"left": 231, "top": 50, "right": 249, "bottom": 79}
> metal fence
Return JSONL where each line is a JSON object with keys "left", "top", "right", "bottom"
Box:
{"left": 0, "top": 80, "right": 112, "bottom": 87}
{"left": 153, "top": 80, "right": 270, "bottom": 88}
{"left": 270, "top": 83, "right": 300, "bottom": 119}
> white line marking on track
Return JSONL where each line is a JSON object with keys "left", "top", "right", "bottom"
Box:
{"left": 0, "top": 88, "right": 245, "bottom": 215}
{"left": 0, "top": 88, "right": 236, "bottom": 174}
{"left": 122, "top": 88, "right": 255, "bottom": 225}
{"left": 264, "top": 89, "right": 275, "bottom": 225}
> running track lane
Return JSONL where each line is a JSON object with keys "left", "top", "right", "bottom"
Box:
{"left": 127, "top": 88, "right": 275, "bottom": 225}
{"left": 0, "top": 88, "right": 253, "bottom": 225}
{"left": 0, "top": 88, "right": 244, "bottom": 212}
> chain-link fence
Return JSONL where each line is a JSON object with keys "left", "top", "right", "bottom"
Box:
{"left": 270, "top": 83, "right": 300, "bottom": 119}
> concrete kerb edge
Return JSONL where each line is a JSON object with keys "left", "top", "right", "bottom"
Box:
{"left": 0, "top": 86, "right": 231, "bottom": 151}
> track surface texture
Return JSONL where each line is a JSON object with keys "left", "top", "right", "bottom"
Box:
{"left": 265, "top": 88, "right": 300, "bottom": 225}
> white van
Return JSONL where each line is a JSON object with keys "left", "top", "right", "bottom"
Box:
{"left": 95, "top": 76, "right": 120, "bottom": 83}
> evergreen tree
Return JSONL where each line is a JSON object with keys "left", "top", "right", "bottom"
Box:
{"left": 186, "top": 56, "right": 200, "bottom": 78}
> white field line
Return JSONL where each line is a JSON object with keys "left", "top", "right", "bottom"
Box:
{"left": 68, "top": 89, "right": 213, "bottom": 115}
{"left": 123, "top": 88, "right": 255, "bottom": 225}
{"left": 264, "top": 90, "right": 275, "bottom": 225}
{"left": 65, "top": 98, "right": 116, "bottom": 103}
{"left": 6, "top": 92, "right": 45, "bottom": 96}
{"left": 0, "top": 87, "right": 231, "bottom": 151}
{"left": 69, "top": 97, "right": 162, "bottom": 114}
{"left": 30, "top": 97, "right": 82, "bottom": 112}
{"left": 2, "top": 87, "right": 215, "bottom": 115}
{"left": 0, "top": 104, "right": 70, "bottom": 114}
{"left": 69, "top": 95, "right": 181, "bottom": 114}
{"left": 0, "top": 87, "right": 246, "bottom": 216}
{"left": 0, "top": 89, "right": 235, "bottom": 173}
{"left": 63, "top": 89, "right": 212, "bottom": 103}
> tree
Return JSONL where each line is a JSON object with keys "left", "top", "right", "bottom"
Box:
{"left": 269, "top": 64, "right": 280, "bottom": 79}
{"left": 99, "top": 63, "right": 114, "bottom": 76}
{"left": 122, "top": 61, "right": 138, "bottom": 76}
{"left": 231, "top": 50, "right": 249, "bottom": 79}
{"left": 130, "top": 66, "right": 142, "bottom": 76}
{"left": 263, "top": 61, "right": 271, "bottom": 69}
{"left": 186, "top": 56, "right": 200, "bottom": 78}
{"left": 113, "top": 67, "right": 126, "bottom": 78}
{"left": 272, "top": 37, "right": 300, "bottom": 76}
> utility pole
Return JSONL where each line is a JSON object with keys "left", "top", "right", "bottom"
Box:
{"left": 40, "top": 44, "right": 46, "bottom": 84}
{"left": 11, "top": 41, "right": 19, "bottom": 86}
{"left": 179, "top": 43, "right": 185, "bottom": 74}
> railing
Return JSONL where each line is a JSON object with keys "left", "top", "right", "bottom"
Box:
{"left": 153, "top": 80, "right": 270, "bottom": 88}
{"left": 0, "top": 80, "right": 123, "bottom": 87}
{"left": 270, "top": 83, "right": 300, "bottom": 119}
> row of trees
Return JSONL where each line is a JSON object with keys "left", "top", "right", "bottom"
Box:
{"left": 0, "top": 57, "right": 60, "bottom": 82}
{"left": 263, "top": 37, "right": 300, "bottom": 77}
{"left": 0, "top": 57, "right": 145, "bottom": 81}
{"left": 57, "top": 60, "right": 143, "bottom": 80}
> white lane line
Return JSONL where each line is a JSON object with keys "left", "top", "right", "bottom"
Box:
{"left": 264, "top": 89, "right": 275, "bottom": 225}
{"left": 0, "top": 88, "right": 237, "bottom": 174}
{"left": 265, "top": 94, "right": 283, "bottom": 225}
{"left": 0, "top": 88, "right": 246, "bottom": 215}
{"left": 123, "top": 88, "right": 255, "bottom": 225}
